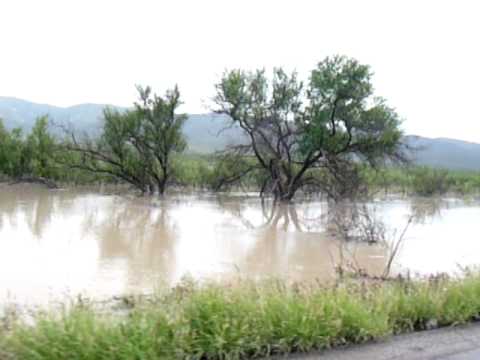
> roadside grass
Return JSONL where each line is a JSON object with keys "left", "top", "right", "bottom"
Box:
{"left": 2, "top": 274, "right": 480, "bottom": 360}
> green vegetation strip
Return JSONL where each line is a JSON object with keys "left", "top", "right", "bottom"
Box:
{"left": 2, "top": 275, "right": 480, "bottom": 360}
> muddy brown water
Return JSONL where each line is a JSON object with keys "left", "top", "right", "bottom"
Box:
{"left": 0, "top": 184, "right": 479, "bottom": 305}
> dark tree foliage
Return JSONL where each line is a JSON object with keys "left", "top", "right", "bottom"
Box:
{"left": 25, "top": 116, "right": 58, "bottom": 179}
{"left": 214, "top": 56, "right": 405, "bottom": 201}
{"left": 65, "top": 86, "right": 187, "bottom": 195}
{"left": 0, "top": 119, "right": 9, "bottom": 175}
{"left": 0, "top": 116, "right": 59, "bottom": 185}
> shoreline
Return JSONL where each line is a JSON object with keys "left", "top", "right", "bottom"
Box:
{"left": 2, "top": 274, "right": 480, "bottom": 359}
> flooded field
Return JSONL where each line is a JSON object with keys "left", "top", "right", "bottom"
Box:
{"left": 0, "top": 184, "right": 479, "bottom": 305}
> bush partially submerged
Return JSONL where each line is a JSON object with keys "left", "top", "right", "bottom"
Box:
{"left": 3, "top": 274, "right": 480, "bottom": 360}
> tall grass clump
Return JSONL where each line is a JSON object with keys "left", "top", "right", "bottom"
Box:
{"left": 2, "top": 274, "right": 480, "bottom": 360}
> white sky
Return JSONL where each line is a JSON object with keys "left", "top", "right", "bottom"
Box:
{"left": 1, "top": 0, "right": 479, "bottom": 142}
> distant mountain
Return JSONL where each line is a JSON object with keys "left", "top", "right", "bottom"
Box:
{"left": 0, "top": 97, "right": 479, "bottom": 170}
{"left": 404, "top": 135, "right": 480, "bottom": 171}
{"left": 0, "top": 97, "right": 241, "bottom": 152}
{"left": 0, "top": 97, "right": 114, "bottom": 135}
{"left": 182, "top": 113, "right": 244, "bottom": 152}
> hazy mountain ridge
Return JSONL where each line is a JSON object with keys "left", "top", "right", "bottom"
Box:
{"left": 0, "top": 97, "right": 124, "bottom": 134}
{"left": 0, "top": 97, "right": 479, "bottom": 170}
{"left": 404, "top": 135, "right": 480, "bottom": 171}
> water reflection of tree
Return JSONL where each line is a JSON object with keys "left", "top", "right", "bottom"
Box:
{"left": 83, "top": 197, "right": 178, "bottom": 288}
{"left": 215, "top": 199, "right": 388, "bottom": 281}
{"left": 0, "top": 185, "right": 77, "bottom": 239}
{"left": 216, "top": 198, "right": 327, "bottom": 233}
{"left": 409, "top": 198, "right": 448, "bottom": 224}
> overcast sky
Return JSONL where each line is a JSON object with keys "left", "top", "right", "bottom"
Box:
{"left": 1, "top": 0, "right": 479, "bottom": 141}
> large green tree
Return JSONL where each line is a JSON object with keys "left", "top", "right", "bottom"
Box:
{"left": 0, "top": 116, "right": 58, "bottom": 181}
{"left": 25, "top": 116, "right": 58, "bottom": 179}
{"left": 214, "top": 55, "right": 405, "bottom": 201}
{"left": 66, "top": 86, "right": 187, "bottom": 195}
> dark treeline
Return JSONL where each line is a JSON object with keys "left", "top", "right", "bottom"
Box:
{"left": 1, "top": 55, "right": 478, "bottom": 200}
{"left": 0, "top": 116, "right": 60, "bottom": 185}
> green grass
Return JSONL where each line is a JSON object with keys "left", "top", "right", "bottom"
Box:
{"left": 361, "top": 166, "right": 480, "bottom": 196}
{"left": 2, "top": 275, "right": 480, "bottom": 360}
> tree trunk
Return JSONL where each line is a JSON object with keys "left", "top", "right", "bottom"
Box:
{"left": 157, "top": 178, "right": 167, "bottom": 195}
{"left": 274, "top": 180, "right": 297, "bottom": 202}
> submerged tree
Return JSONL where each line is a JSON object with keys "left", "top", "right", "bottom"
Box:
{"left": 65, "top": 86, "right": 187, "bottom": 195}
{"left": 214, "top": 55, "right": 405, "bottom": 201}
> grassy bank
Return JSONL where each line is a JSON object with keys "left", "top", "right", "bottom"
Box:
{"left": 2, "top": 274, "right": 480, "bottom": 360}
{"left": 362, "top": 166, "right": 480, "bottom": 196}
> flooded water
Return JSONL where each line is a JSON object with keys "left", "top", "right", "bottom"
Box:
{"left": 0, "top": 184, "right": 479, "bottom": 305}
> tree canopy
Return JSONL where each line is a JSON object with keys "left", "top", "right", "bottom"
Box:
{"left": 0, "top": 116, "right": 58, "bottom": 181}
{"left": 214, "top": 55, "right": 405, "bottom": 201}
{"left": 65, "top": 86, "right": 187, "bottom": 195}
